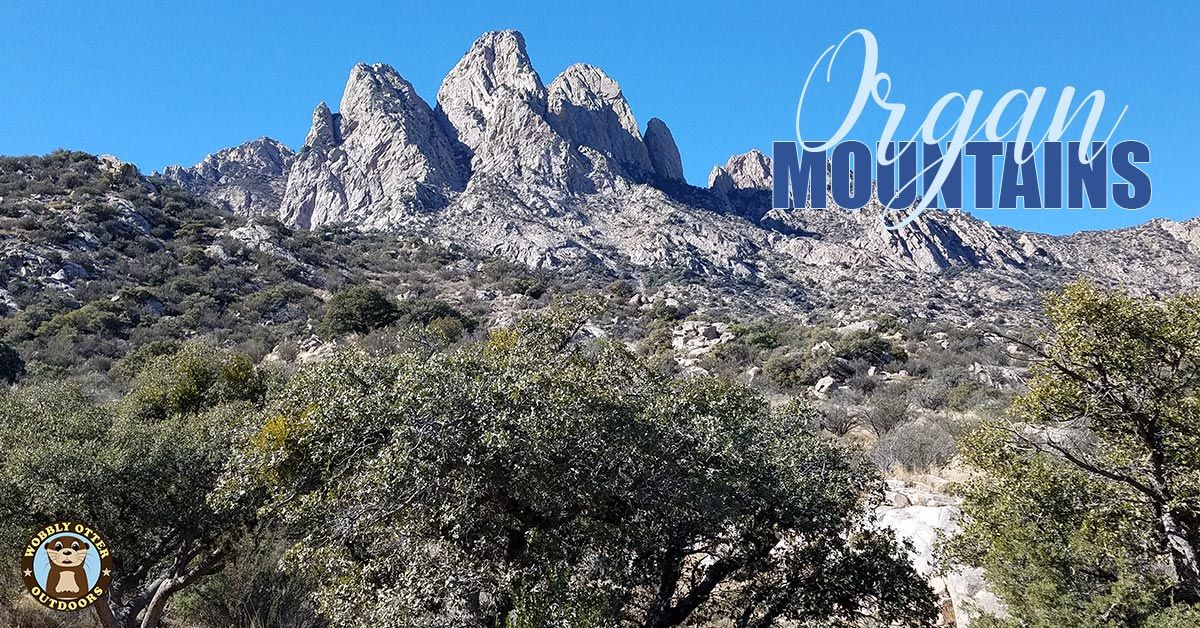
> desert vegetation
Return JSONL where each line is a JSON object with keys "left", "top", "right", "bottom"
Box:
{"left": 2, "top": 153, "right": 1199, "bottom": 627}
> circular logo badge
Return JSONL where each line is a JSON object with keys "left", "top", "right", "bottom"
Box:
{"left": 20, "top": 521, "right": 114, "bottom": 612}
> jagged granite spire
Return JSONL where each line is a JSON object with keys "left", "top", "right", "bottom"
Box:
{"left": 709, "top": 149, "right": 772, "bottom": 193}
{"left": 435, "top": 30, "right": 597, "bottom": 190}
{"left": 435, "top": 30, "right": 547, "bottom": 152}
{"left": 305, "top": 102, "right": 340, "bottom": 150}
{"left": 643, "top": 118, "right": 684, "bottom": 182}
{"left": 547, "top": 63, "right": 652, "bottom": 176}
{"left": 279, "top": 63, "right": 465, "bottom": 228}
{"left": 178, "top": 30, "right": 685, "bottom": 224}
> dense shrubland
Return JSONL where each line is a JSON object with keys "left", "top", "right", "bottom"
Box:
{"left": 0, "top": 309, "right": 940, "bottom": 628}
{"left": 0, "top": 152, "right": 572, "bottom": 383}
{"left": 3, "top": 153, "right": 1199, "bottom": 626}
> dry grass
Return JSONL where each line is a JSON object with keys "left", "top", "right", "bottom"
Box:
{"left": 0, "top": 594, "right": 100, "bottom": 628}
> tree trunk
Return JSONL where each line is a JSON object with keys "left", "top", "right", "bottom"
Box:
{"left": 138, "top": 577, "right": 188, "bottom": 628}
{"left": 646, "top": 531, "right": 776, "bottom": 628}
{"left": 93, "top": 598, "right": 122, "bottom": 628}
{"left": 1163, "top": 509, "right": 1200, "bottom": 603}
{"left": 643, "top": 547, "right": 685, "bottom": 626}
{"left": 93, "top": 574, "right": 206, "bottom": 628}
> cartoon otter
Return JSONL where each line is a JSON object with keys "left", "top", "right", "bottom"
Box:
{"left": 44, "top": 535, "right": 90, "bottom": 600}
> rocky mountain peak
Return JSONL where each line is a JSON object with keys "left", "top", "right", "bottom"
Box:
{"left": 436, "top": 30, "right": 547, "bottom": 153}
{"left": 148, "top": 29, "right": 1200, "bottom": 320}
{"left": 175, "top": 29, "right": 700, "bottom": 221}
{"left": 160, "top": 137, "right": 295, "bottom": 217}
{"left": 222, "top": 137, "right": 292, "bottom": 168}
{"left": 339, "top": 63, "right": 429, "bottom": 124}
{"left": 279, "top": 62, "right": 464, "bottom": 228}
{"left": 643, "top": 118, "right": 685, "bottom": 182}
{"left": 709, "top": 149, "right": 772, "bottom": 193}
{"left": 164, "top": 137, "right": 292, "bottom": 181}
{"left": 547, "top": 64, "right": 652, "bottom": 176}
{"left": 432, "top": 30, "right": 604, "bottom": 192}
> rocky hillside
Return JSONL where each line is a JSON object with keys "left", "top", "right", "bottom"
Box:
{"left": 161, "top": 137, "right": 294, "bottom": 217}
{"left": 0, "top": 151, "right": 588, "bottom": 378}
{"left": 155, "top": 30, "right": 1200, "bottom": 329}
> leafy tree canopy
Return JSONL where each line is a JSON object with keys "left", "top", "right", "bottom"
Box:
{"left": 223, "top": 309, "right": 937, "bottom": 628}
{"left": 949, "top": 282, "right": 1200, "bottom": 626}
{"left": 0, "top": 341, "right": 24, "bottom": 384}
{"left": 0, "top": 343, "right": 270, "bottom": 628}
{"left": 319, "top": 285, "right": 401, "bottom": 338}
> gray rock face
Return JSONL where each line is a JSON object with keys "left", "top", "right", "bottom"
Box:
{"left": 708, "top": 167, "right": 734, "bottom": 194}
{"left": 280, "top": 63, "right": 465, "bottom": 228}
{"left": 436, "top": 30, "right": 545, "bottom": 155}
{"left": 865, "top": 208, "right": 1055, "bottom": 273}
{"left": 305, "top": 102, "right": 340, "bottom": 151}
{"left": 708, "top": 149, "right": 772, "bottom": 192}
{"left": 160, "top": 137, "right": 294, "bottom": 217}
{"left": 879, "top": 478, "right": 1007, "bottom": 627}
{"left": 703, "top": 147, "right": 1052, "bottom": 274}
{"left": 643, "top": 118, "right": 684, "bottom": 182}
{"left": 435, "top": 30, "right": 595, "bottom": 191}
{"left": 547, "top": 64, "right": 652, "bottom": 177}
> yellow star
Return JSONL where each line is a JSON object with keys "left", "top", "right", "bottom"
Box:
{"left": 22, "top": 569, "right": 32, "bottom": 578}
{"left": 102, "top": 568, "right": 112, "bottom": 577}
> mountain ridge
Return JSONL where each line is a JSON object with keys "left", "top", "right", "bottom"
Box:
{"left": 147, "top": 29, "right": 1200, "bottom": 324}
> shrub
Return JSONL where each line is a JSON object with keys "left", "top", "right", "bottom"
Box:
{"left": 320, "top": 285, "right": 400, "bottom": 338}
{"left": 864, "top": 387, "right": 910, "bottom": 436}
{"left": 871, "top": 420, "right": 956, "bottom": 472}
{"left": 949, "top": 283, "right": 1200, "bottom": 622}
{"left": 912, "top": 378, "right": 950, "bottom": 410}
{"left": 425, "top": 315, "right": 466, "bottom": 343}
{"left": 395, "top": 297, "right": 476, "bottom": 331}
{"left": 119, "top": 344, "right": 268, "bottom": 421}
{"left": 947, "top": 380, "right": 995, "bottom": 411}
{"left": 111, "top": 339, "right": 184, "bottom": 381}
{"left": 0, "top": 342, "right": 24, "bottom": 384}
{"left": 763, "top": 350, "right": 834, "bottom": 390}
{"left": 0, "top": 371, "right": 268, "bottom": 627}
{"left": 763, "top": 351, "right": 809, "bottom": 390}
{"left": 728, "top": 321, "right": 782, "bottom": 350}
{"left": 833, "top": 331, "right": 907, "bottom": 366}
{"left": 172, "top": 540, "right": 324, "bottom": 628}
{"left": 650, "top": 300, "right": 683, "bottom": 321}
{"left": 819, "top": 402, "right": 856, "bottom": 437}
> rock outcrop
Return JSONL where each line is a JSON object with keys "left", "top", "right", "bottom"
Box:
{"left": 708, "top": 149, "right": 772, "bottom": 193}
{"left": 547, "top": 63, "right": 652, "bottom": 177}
{"left": 160, "top": 137, "right": 294, "bottom": 217}
{"left": 435, "top": 30, "right": 546, "bottom": 156}
{"left": 643, "top": 117, "right": 685, "bottom": 182}
{"left": 671, "top": 320, "right": 736, "bottom": 374}
{"left": 879, "top": 478, "right": 1007, "bottom": 627}
{"left": 435, "top": 30, "right": 594, "bottom": 191}
{"left": 278, "top": 63, "right": 465, "bottom": 228}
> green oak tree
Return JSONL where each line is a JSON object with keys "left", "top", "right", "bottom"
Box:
{"left": 222, "top": 308, "right": 937, "bottom": 628}
{"left": 949, "top": 282, "right": 1200, "bottom": 626}
{"left": 0, "top": 341, "right": 24, "bottom": 384}
{"left": 0, "top": 344, "right": 270, "bottom": 628}
{"left": 319, "top": 285, "right": 400, "bottom": 338}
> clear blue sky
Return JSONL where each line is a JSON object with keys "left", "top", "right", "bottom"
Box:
{"left": 1, "top": 1, "right": 1196, "bottom": 235}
